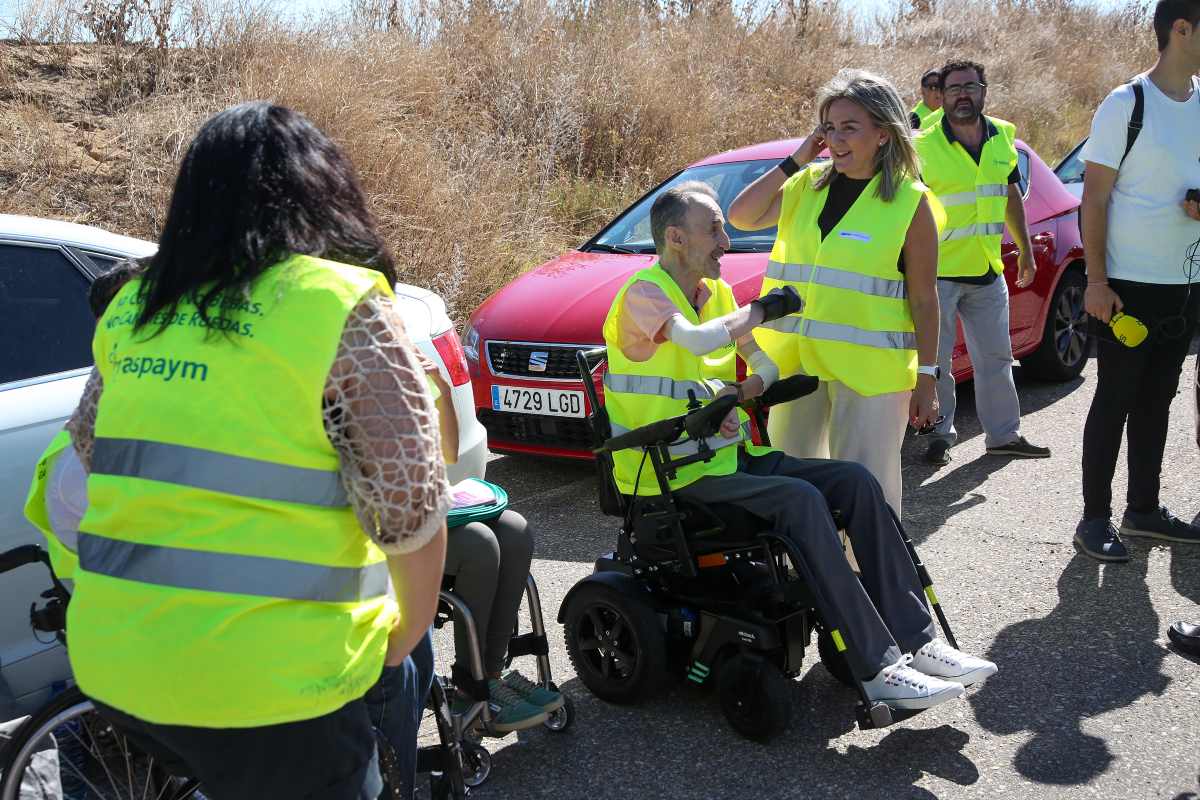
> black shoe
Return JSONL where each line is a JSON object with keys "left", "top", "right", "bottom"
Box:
{"left": 1073, "top": 518, "right": 1130, "bottom": 562}
{"left": 1168, "top": 622, "right": 1200, "bottom": 657}
{"left": 924, "top": 439, "right": 951, "bottom": 465}
{"left": 986, "top": 436, "right": 1051, "bottom": 458}
{"left": 1120, "top": 506, "right": 1200, "bottom": 543}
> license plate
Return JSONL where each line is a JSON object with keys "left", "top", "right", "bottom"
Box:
{"left": 491, "top": 385, "right": 585, "bottom": 418}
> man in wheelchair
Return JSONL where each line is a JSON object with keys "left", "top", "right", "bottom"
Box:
{"left": 600, "top": 181, "right": 997, "bottom": 711}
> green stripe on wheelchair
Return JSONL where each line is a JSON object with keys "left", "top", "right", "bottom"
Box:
{"left": 924, "top": 585, "right": 939, "bottom": 605}
{"left": 830, "top": 629, "right": 847, "bottom": 652}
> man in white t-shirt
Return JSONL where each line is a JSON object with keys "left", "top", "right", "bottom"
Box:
{"left": 1075, "top": 0, "right": 1200, "bottom": 562}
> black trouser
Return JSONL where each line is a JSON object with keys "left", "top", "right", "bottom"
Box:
{"left": 93, "top": 697, "right": 382, "bottom": 800}
{"left": 1081, "top": 278, "right": 1200, "bottom": 521}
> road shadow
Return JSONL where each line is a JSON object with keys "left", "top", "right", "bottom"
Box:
{"left": 969, "top": 552, "right": 1170, "bottom": 786}
{"left": 477, "top": 668, "right": 977, "bottom": 800}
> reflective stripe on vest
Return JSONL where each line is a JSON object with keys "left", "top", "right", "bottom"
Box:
{"left": 942, "top": 222, "right": 1005, "bottom": 242}
{"left": 92, "top": 437, "right": 349, "bottom": 507}
{"left": 78, "top": 533, "right": 389, "bottom": 603}
{"left": 602, "top": 373, "right": 715, "bottom": 401}
{"left": 765, "top": 260, "right": 908, "bottom": 300}
{"left": 938, "top": 184, "right": 1007, "bottom": 207}
{"left": 762, "top": 316, "right": 916, "bottom": 350}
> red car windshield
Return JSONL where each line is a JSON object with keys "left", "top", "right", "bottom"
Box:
{"left": 588, "top": 159, "right": 780, "bottom": 255}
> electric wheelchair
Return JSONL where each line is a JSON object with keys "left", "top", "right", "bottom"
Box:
{"left": 558, "top": 348, "right": 960, "bottom": 741}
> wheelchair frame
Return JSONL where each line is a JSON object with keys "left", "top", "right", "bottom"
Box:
{"left": 559, "top": 347, "right": 960, "bottom": 736}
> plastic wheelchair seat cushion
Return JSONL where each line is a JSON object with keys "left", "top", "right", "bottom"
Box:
{"left": 447, "top": 479, "right": 509, "bottom": 527}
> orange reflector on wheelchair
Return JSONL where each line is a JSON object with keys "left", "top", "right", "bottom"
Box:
{"left": 697, "top": 553, "right": 728, "bottom": 568}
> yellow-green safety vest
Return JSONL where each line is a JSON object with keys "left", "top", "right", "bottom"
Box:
{"left": 914, "top": 115, "right": 1017, "bottom": 278}
{"left": 601, "top": 264, "right": 768, "bottom": 496}
{"left": 71, "top": 254, "right": 400, "bottom": 728}
{"left": 755, "top": 166, "right": 938, "bottom": 396}
{"left": 23, "top": 429, "right": 80, "bottom": 580}
{"left": 912, "top": 101, "right": 942, "bottom": 129}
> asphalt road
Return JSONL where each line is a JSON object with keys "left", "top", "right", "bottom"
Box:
{"left": 424, "top": 345, "right": 1200, "bottom": 800}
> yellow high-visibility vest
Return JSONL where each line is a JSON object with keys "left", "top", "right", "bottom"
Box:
{"left": 914, "top": 115, "right": 1017, "bottom": 278}
{"left": 23, "top": 429, "right": 80, "bottom": 580}
{"left": 70, "top": 255, "right": 400, "bottom": 727}
{"left": 912, "top": 101, "right": 942, "bottom": 129}
{"left": 602, "top": 264, "right": 767, "bottom": 496}
{"left": 755, "top": 166, "right": 936, "bottom": 396}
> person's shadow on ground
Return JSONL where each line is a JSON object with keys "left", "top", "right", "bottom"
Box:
{"left": 970, "top": 552, "right": 1170, "bottom": 786}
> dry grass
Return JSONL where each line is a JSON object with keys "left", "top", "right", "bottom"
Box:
{"left": 0, "top": 0, "right": 1156, "bottom": 319}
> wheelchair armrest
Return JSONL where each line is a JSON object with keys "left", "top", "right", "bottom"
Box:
{"left": 598, "top": 416, "right": 684, "bottom": 454}
{"left": 747, "top": 374, "right": 819, "bottom": 411}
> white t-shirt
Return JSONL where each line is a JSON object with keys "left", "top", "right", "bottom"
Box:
{"left": 1081, "top": 74, "right": 1200, "bottom": 285}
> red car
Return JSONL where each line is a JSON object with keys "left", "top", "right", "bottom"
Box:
{"left": 465, "top": 138, "right": 1086, "bottom": 459}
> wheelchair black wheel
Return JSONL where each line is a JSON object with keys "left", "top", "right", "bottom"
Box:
{"left": 563, "top": 581, "right": 668, "bottom": 705}
{"left": 816, "top": 628, "right": 856, "bottom": 688}
{"left": 461, "top": 741, "right": 492, "bottom": 788}
{"left": 543, "top": 685, "right": 575, "bottom": 732}
{"left": 0, "top": 686, "right": 203, "bottom": 800}
{"left": 716, "top": 653, "right": 792, "bottom": 742}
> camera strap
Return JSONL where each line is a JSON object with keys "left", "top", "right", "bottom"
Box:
{"left": 1119, "top": 80, "right": 1144, "bottom": 168}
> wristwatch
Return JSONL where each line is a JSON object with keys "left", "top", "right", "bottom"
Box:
{"left": 917, "top": 365, "right": 941, "bottom": 380}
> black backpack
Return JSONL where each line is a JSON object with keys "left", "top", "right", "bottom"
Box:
{"left": 1120, "top": 80, "right": 1145, "bottom": 168}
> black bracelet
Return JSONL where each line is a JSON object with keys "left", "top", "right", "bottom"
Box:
{"left": 778, "top": 156, "right": 801, "bottom": 177}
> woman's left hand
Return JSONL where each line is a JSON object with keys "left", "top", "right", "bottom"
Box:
{"left": 909, "top": 375, "right": 939, "bottom": 430}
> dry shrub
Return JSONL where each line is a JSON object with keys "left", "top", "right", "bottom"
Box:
{"left": 1, "top": 0, "right": 1156, "bottom": 319}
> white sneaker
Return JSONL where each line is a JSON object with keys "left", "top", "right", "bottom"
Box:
{"left": 862, "top": 654, "right": 964, "bottom": 710}
{"left": 911, "top": 639, "right": 997, "bottom": 688}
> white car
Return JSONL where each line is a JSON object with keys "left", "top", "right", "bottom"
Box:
{"left": 1054, "top": 138, "right": 1086, "bottom": 201}
{"left": 0, "top": 214, "right": 487, "bottom": 718}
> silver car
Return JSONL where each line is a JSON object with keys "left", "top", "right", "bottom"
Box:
{"left": 0, "top": 214, "right": 487, "bottom": 718}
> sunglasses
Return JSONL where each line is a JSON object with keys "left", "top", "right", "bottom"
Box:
{"left": 922, "top": 83, "right": 940, "bottom": 90}
{"left": 914, "top": 415, "right": 946, "bottom": 436}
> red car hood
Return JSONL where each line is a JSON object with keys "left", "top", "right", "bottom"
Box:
{"left": 470, "top": 251, "right": 769, "bottom": 344}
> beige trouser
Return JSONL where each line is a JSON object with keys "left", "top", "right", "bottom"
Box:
{"left": 766, "top": 378, "right": 910, "bottom": 517}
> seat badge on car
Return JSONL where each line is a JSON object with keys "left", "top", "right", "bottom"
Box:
{"left": 529, "top": 351, "right": 549, "bottom": 372}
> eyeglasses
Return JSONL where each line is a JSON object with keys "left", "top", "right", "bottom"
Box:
{"left": 922, "top": 82, "right": 940, "bottom": 91}
{"left": 943, "top": 81, "right": 986, "bottom": 97}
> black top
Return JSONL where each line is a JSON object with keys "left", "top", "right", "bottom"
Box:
{"left": 818, "top": 174, "right": 906, "bottom": 273}
{"left": 934, "top": 114, "right": 1020, "bottom": 285}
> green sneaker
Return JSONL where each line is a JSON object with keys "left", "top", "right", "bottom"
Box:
{"left": 485, "top": 678, "right": 548, "bottom": 733}
{"left": 501, "top": 670, "right": 565, "bottom": 712}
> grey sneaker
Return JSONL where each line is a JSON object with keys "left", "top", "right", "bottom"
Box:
{"left": 485, "top": 678, "right": 548, "bottom": 733}
{"left": 501, "top": 670, "right": 564, "bottom": 713}
{"left": 1120, "top": 506, "right": 1200, "bottom": 543}
{"left": 1074, "top": 518, "right": 1129, "bottom": 562}
{"left": 986, "top": 436, "right": 1050, "bottom": 458}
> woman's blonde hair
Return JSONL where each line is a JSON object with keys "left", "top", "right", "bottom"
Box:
{"left": 812, "top": 69, "right": 921, "bottom": 202}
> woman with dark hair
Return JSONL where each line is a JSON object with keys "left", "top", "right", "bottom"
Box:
{"left": 65, "top": 102, "right": 449, "bottom": 800}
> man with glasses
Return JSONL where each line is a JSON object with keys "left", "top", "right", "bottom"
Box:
{"left": 910, "top": 68, "right": 943, "bottom": 129}
{"left": 913, "top": 59, "right": 1050, "bottom": 466}
{"left": 1075, "top": 0, "right": 1200, "bottom": 562}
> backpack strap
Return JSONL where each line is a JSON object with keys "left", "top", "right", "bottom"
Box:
{"left": 1120, "top": 80, "right": 1144, "bottom": 168}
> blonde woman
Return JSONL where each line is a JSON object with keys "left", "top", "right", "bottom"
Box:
{"left": 729, "top": 69, "right": 942, "bottom": 517}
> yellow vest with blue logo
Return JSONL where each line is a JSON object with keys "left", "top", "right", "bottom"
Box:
{"left": 23, "top": 429, "right": 80, "bottom": 580}
{"left": 602, "top": 264, "right": 767, "bottom": 496}
{"left": 755, "top": 166, "right": 934, "bottom": 397}
{"left": 71, "top": 255, "right": 400, "bottom": 727}
{"left": 914, "top": 116, "right": 1016, "bottom": 277}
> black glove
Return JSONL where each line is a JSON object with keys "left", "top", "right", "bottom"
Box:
{"left": 751, "top": 286, "right": 803, "bottom": 324}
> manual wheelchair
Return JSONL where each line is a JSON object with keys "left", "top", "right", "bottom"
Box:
{"left": 558, "top": 347, "right": 961, "bottom": 741}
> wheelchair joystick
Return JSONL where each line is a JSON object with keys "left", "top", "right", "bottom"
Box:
{"left": 686, "top": 389, "right": 701, "bottom": 412}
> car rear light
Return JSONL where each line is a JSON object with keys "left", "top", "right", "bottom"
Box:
{"left": 432, "top": 328, "right": 471, "bottom": 386}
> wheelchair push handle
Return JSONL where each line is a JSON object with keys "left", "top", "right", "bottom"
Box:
{"left": 0, "top": 545, "right": 48, "bottom": 576}
{"left": 746, "top": 374, "right": 819, "bottom": 411}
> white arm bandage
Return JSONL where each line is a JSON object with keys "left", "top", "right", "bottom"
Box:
{"left": 746, "top": 348, "right": 780, "bottom": 390}
{"left": 665, "top": 314, "right": 732, "bottom": 355}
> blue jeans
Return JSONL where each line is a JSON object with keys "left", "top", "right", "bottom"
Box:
{"left": 364, "top": 629, "right": 435, "bottom": 800}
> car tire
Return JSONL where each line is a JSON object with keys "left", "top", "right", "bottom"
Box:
{"left": 1020, "top": 268, "right": 1089, "bottom": 381}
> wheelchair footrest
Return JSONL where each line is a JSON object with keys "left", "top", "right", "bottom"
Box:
{"left": 855, "top": 701, "right": 921, "bottom": 730}
{"left": 451, "top": 662, "right": 490, "bottom": 702}
{"left": 506, "top": 632, "right": 549, "bottom": 658}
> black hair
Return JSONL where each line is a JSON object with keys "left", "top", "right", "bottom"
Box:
{"left": 938, "top": 59, "right": 986, "bottom": 90}
{"left": 134, "top": 102, "right": 397, "bottom": 335}
{"left": 1154, "top": 0, "right": 1200, "bottom": 50}
{"left": 920, "top": 68, "right": 940, "bottom": 86}
{"left": 89, "top": 258, "right": 144, "bottom": 319}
